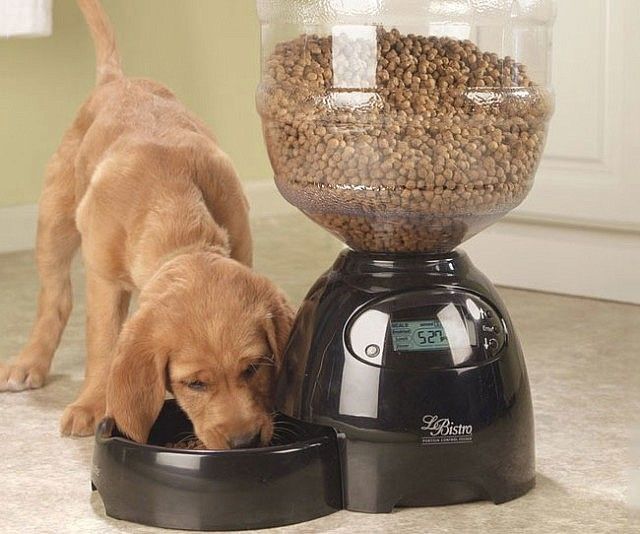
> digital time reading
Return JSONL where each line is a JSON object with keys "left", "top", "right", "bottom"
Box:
{"left": 391, "top": 319, "right": 449, "bottom": 352}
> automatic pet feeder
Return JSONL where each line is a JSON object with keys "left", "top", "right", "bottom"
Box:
{"left": 92, "top": 0, "right": 555, "bottom": 529}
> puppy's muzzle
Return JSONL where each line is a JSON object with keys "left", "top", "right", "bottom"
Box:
{"left": 228, "top": 432, "right": 262, "bottom": 449}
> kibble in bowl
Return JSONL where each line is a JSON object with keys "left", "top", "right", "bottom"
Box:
{"left": 257, "top": 27, "right": 553, "bottom": 253}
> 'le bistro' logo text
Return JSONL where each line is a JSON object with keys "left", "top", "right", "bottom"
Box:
{"left": 420, "top": 415, "right": 473, "bottom": 445}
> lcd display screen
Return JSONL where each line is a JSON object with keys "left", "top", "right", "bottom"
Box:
{"left": 390, "top": 319, "right": 451, "bottom": 351}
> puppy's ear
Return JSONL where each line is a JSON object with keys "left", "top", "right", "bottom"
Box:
{"left": 264, "top": 290, "right": 295, "bottom": 375}
{"left": 106, "top": 309, "right": 168, "bottom": 443}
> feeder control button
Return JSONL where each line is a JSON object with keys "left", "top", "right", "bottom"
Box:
{"left": 365, "top": 344, "right": 380, "bottom": 358}
{"left": 346, "top": 309, "right": 387, "bottom": 365}
{"left": 483, "top": 337, "right": 499, "bottom": 350}
{"left": 479, "top": 313, "right": 504, "bottom": 356}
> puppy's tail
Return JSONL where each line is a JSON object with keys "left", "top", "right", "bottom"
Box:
{"left": 76, "top": 0, "right": 122, "bottom": 84}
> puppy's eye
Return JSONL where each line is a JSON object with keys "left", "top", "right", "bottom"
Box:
{"left": 241, "top": 364, "right": 258, "bottom": 380}
{"left": 185, "top": 380, "right": 207, "bottom": 391}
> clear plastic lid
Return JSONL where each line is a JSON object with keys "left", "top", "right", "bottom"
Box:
{"left": 256, "top": 0, "right": 556, "bottom": 252}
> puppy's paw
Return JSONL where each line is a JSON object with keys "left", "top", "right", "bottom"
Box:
{"left": 0, "top": 361, "right": 48, "bottom": 392}
{"left": 60, "top": 402, "right": 105, "bottom": 437}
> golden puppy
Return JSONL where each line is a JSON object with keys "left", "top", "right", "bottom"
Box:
{"left": 0, "top": 0, "right": 294, "bottom": 449}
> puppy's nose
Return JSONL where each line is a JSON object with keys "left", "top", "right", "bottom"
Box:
{"left": 229, "top": 432, "right": 261, "bottom": 449}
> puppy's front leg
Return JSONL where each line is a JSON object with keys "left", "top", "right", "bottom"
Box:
{"left": 61, "top": 271, "right": 130, "bottom": 437}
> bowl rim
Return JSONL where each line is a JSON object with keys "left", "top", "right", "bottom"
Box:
{"left": 95, "top": 415, "right": 337, "bottom": 457}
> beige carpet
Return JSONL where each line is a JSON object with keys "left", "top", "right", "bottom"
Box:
{"left": 1, "top": 213, "right": 638, "bottom": 533}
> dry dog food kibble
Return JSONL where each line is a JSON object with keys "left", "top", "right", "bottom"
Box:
{"left": 165, "top": 438, "right": 207, "bottom": 450}
{"left": 258, "top": 28, "right": 553, "bottom": 252}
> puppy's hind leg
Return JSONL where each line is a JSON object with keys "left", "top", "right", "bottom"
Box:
{"left": 0, "top": 147, "right": 81, "bottom": 391}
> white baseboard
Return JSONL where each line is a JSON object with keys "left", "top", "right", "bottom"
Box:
{"left": 1, "top": 182, "right": 639, "bottom": 304}
{"left": 0, "top": 203, "right": 38, "bottom": 254}
{"left": 244, "top": 181, "right": 297, "bottom": 219}
{"left": 0, "top": 182, "right": 292, "bottom": 255}
{"left": 463, "top": 219, "right": 640, "bottom": 305}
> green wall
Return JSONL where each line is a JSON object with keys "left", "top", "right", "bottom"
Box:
{"left": 0, "top": 0, "right": 270, "bottom": 207}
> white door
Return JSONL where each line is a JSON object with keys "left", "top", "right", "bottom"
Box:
{"left": 465, "top": 0, "right": 640, "bottom": 304}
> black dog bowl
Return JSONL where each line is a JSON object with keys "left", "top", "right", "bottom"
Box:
{"left": 92, "top": 400, "right": 343, "bottom": 531}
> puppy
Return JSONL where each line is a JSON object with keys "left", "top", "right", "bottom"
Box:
{"left": 0, "top": 0, "right": 294, "bottom": 449}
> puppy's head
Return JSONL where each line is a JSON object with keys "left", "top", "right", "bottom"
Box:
{"left": 106, "top": 253, "right": 294, "bottom": 449}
